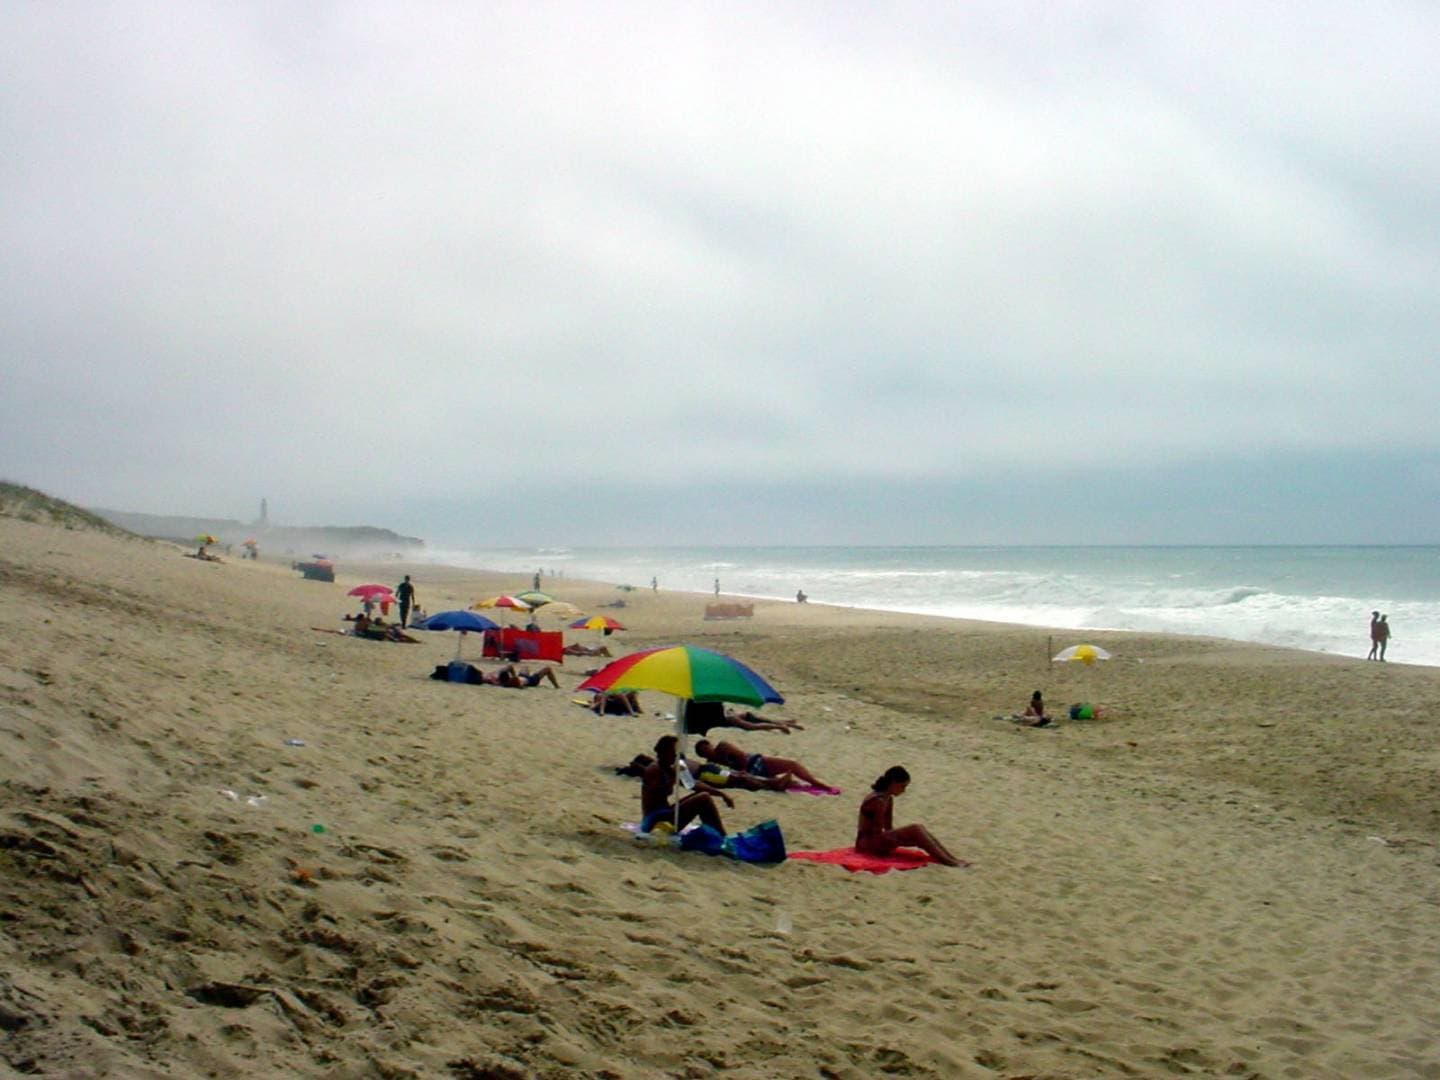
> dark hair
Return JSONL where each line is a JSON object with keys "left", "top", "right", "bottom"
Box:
{"left": 654, "top": 734, "right": 678, "bottom": 755}
{"left": 1032, "top": 690, "right": 1043, "bottom": 700}
{"left": 871, "top": 765, "right": 910, "bottom": 792}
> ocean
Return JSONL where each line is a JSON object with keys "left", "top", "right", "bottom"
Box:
{"left": 423, "top": 545, "right": 1440, "bottom": 667}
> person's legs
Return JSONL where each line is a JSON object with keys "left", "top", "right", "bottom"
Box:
{"left": 399, "top": 601, "right": 411, "bottom": 628}
{"left": 889, "top": 824, "right": 965, "bottom": 867}
{"left": 677, "top": 793, "right": 725, "bottom": 834}
{"left": 763, "top": 756, "right": 827, "bottom": 789}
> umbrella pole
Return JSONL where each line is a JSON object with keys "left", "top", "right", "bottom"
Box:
{"left": 455, "top": 631, "right": 466, "bottom": 662}
{"left": 674, "top": 696, "right": 689, "bottom": 834}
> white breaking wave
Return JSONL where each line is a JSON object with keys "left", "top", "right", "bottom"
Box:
{"left": 420, "top": 545, "right": 1440, "bottom": 667}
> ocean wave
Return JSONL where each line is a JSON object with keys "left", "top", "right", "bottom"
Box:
{"left": 436, "top": 545, "right": 1440, "bottom": 667}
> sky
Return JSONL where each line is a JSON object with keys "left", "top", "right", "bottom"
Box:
{"left": 3, "top": 2, "right": 1437, "bottom": 547}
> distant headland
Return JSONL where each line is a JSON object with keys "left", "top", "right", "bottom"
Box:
{"left": 90, "top": 506, "right": 426, "bottom": 559}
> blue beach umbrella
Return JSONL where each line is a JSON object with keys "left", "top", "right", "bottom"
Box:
{"left": 422, "top": 610, "right": 501, "bottom": 660}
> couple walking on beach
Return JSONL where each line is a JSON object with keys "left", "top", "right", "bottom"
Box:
{"left": 1368, "top": 611, "right": 1391, "bottom": 661}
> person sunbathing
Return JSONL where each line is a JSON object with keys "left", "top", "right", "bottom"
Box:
{"left": 640, "top": 735, "right": 730, "bottom": 835}
{"left": 688, "top": 756, "right": 793, "bottom": 792}
{"left": 564, "top": 642, "right": 612, "bottom": 657}
{"left": 351, "top": 615, "right": 418, "bottom": 643}
{"left": 856, "top": 766, "right": 965, "bottom": 867}
{"left": 590, "top": 690, "right": 641, "bottom": 715}
{"left": 723, "top": 709, "right": 804, "bottom": 733}
{"left": 681, "top": 700, "right": 804, "bottom": 735}
{"left": 496, "top": 664, "right": 559, "bottom": 688}
{"left": 693, "top": 738, "right": 831, "bottom": 790}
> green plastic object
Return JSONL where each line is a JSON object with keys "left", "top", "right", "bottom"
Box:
{"left": 310, "top": 824, "right": 326, "bottom": 834}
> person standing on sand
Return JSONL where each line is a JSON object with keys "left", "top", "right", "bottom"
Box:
{"left": 1368, "top": 611, "right": 1381, "bottom": 660}
{"left": 395, "top": 575, "right": 417, "bottom": 629}
{"left": 1377, "top": 614, "right": 1391, "bottom": 661}
{"left": 714, "top": 578, "right": 720, "bottom": 597}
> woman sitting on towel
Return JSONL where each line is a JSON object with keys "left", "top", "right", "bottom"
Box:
{"left": 640, "top": 735, "right": 730, "bottom": 835}
{"left": 1018, "top": 690, "right": 1051, "bottom": 727}
{"left": 856, "top": 766, "right": 965, "bottom": 867}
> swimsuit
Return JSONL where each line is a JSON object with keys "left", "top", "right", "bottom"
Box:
{"left": 746, "top": 753, "right": 768, "bottom": 778}
{"left": 697, "top": 765, "right": 731, "bottom": 787}
{"left": 640, "top": 807, "right": 674, "bottom": 833}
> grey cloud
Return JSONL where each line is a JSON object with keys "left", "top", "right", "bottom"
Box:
{"left": 2, "top": 2, "right": 1437, "bottom": 537}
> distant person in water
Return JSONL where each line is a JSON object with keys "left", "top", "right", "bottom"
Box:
{"left": 856, "top": 766, "right": 966, "bottom": 867}
{"left": 1377, "top": 614, "right": 1391, "bottom": 661}
{"left": 1368, "top": 611, "right": 1381, "bottom": 661}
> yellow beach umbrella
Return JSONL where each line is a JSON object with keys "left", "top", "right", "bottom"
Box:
{"left": 1052, "top": 643, "right": 1111, "bottom": 665}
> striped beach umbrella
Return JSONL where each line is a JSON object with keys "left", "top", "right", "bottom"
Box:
{"left": 576, "top": 645, "right": 782, "bottom": 707}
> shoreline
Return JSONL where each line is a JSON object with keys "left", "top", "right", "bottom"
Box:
{"left": 353, "top": 551, "right": 1413, "bottom": 670}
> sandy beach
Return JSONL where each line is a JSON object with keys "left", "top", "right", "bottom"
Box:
{"left": 1, "top": 515, "right": 1437, "bottom": 1079}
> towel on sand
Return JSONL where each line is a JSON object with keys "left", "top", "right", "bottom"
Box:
{"left": 788, "top": 847, "right": 938, "bottom": 874}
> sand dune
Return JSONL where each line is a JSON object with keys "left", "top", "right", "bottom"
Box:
{"left": 1, "top": 516, "right": 1436, "bottom": 1077}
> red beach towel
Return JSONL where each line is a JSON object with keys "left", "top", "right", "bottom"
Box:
{"left": 788, "top": 847, "right": 938, "bottom": 874}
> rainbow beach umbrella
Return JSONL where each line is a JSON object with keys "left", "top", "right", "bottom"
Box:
{"left": 576, "top": 645, "right": 783, "bottom": 707}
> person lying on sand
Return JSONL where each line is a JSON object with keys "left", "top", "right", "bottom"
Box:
{"left": 350, "top": 615, "right": 419, "bottom": 643}
{"left": 693, "top": 738, "right": 831, "bottom": 790}
{"left": 641, "top": 735, "right": 731, "bottom": 835}
{"left": 687, "top": 755, "right": 793, "bottom": 792}
{"left": 857, "top": 766, "right": 966, "bottom": 867}
{"left": 590, "top": 690, "right": 641, "bottom": 715}
{"left": 723, "top": 709, "right": 804, "bottom": 733}
{"left": 681, "top": 700, "right": 803, "bottom": 735}
{"left": 496, "top": 664, "right": 559, "bottom": 688}
{"left": 564, "top": 642, "right": 612, "bottom": 657}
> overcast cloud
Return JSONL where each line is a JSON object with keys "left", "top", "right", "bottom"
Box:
{"left": 3, "top": 2, "right": 1437, "bottom": 545}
